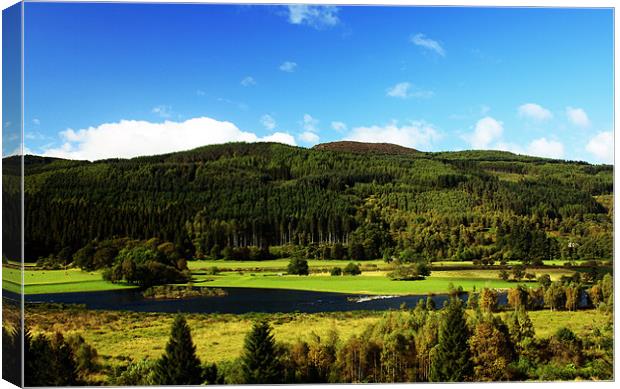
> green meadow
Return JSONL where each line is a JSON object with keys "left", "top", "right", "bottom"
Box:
{"left": 3, "top": 264, "right": 576, "bottom": 295}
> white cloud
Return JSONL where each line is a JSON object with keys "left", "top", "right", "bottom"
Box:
{"left": 331, "top": 121, "right": 347, "bottom": 132}
{"left": 527, "top": 137, "right": 564, "bottom": 159}
{"left": 411, "top": 33, "right": 446, "bottom": 56}
{"left": 302, "top": 114, "right": 319, "bottom": 133}
{"left": 586, "top": 131, "right": 613, "bottom": 163}
{"left": 151, "top": 105, "right": 173, "bottom": 118}
{"left": 566, "top": 107, "right": 590, "bottom": 127}
{"left": 41, "top": 117, "right": 296, "bottom": 161}
{"left": 299, "top": 131, "right": 320, "bottom": 144}
{"left": 486, "top": 137, "right": 565, "bottom": 159}
{"left": 279, "top": 61, "right": 297, "bottom": 72}
{"left": 464, "top": 116, "right": 504, "bottom": 149}
{"left": 240, "top": 76, "right": 256, "bottom": 87}
{"left": 32, "top": 118, "right": 41, "bottom": 125}
{"left": 386, "top": 82, "right": 433, "bottom": 99}
{"left": 260, "top": 114, "right": 276, "bottom": 130}
{"left": 518, "top": 103, "right": 552, "bottom": 121}
{"left": 345, "top": 120, "right": 441, "bottom": 150}
{"left": 287, "top": 5, "right": 339, "bottom": 29}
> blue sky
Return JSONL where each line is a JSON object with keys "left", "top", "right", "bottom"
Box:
{"left": 13, "top": 3, "right": 614, "bottom": 163}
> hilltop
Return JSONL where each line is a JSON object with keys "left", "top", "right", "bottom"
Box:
{"left": 313, "top": 141, "right": 420, "bottom": 155}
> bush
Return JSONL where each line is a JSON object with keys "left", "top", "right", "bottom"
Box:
{"left": 330, "top": 267, "right": 342, "bottom": 276}
{"left": 387, "top": 263, "right": 430, "bottom": 281}
{"left": 287, "top": 258, "right": 309, "bottom": 276}
{"left": 342, "top": 262, "right": 361, "bottom": 276}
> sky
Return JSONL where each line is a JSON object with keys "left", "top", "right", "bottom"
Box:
{"left": 9, "top": 3, "right": 615, "bottom": 163}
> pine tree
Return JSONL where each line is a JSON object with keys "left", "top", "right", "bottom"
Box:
{"left": 241, "top": 320, "right": 283, "bottom": 384}
{"left": 153, "top": 315, "right": 203, "bottom": 385}
{"left": 429, "top": 298, "right": 472, "bottom": 382}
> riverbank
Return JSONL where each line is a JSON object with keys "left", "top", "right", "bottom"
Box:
{"left": 20, "top": 304, "right": 610, "bottom": 365}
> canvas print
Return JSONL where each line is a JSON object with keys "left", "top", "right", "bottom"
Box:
{"left": 1, "top": 1, "right": 614, "bottom": 386}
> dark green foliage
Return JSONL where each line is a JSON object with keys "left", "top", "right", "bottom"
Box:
{"left": 3, "top": 324, "right": 22, "bottom": 386}
{"left": 102, "top": 240, "right": 188, "bottom": 286}
{"left": 287, "top": 257, "right": 309, "bottom": 276}
{"left": 108, "top": 359, "right": 156, "bottom": 386}
{"left": 19, "top": 143, "right": 610, "bottom": 265}
{"left": 342, "top": 262, "right": 361, "bottom": 276}
{"left": 387, "top": 262, "right": 430, "bottom": 280}
{"left": 537, "top": 274, "right": 552, "bottom": 289}
{"left": 153, "top": 315, "right": 203, "bottom": 385}
{"left": 330, "top": 267, "right": 342, "bottom": 276}
{"left": 241, "top": 320, "right": 283, "bottom": 384}
{"left": 429, "top": 298, "right": 472, "bottom": 382}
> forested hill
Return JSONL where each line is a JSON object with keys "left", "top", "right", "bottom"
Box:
{"left": 5, "top": 141, "right": 613, "bottom": 263}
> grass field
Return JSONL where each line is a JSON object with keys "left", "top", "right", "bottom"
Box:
{"left": 187, "top": 258, "right": 389, "bottom": 271}
{"left": 200, "top": 268, "right": 574, "bottom": 295}
{"left": 2, "top": 268, "right": 136, "bottom": 294}
{"left": 22, "top": 306, "right": 610, "bottom": 365}
{"left": 188, "top": 258, "right": 588, "bottom": 271}
{"left": 3, "top": 266, "right": 575, "bottom": 295}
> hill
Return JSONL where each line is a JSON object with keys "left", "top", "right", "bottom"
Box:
{"left": 2, "top": 142, "right": 612, "bottom": 263}
{"left": 313, "top": 141, "right": 420, "bottom": 155}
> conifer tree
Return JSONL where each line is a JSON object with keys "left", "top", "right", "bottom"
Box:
{"left": 241, "top": 320, "right": 283, "bottom": 384}
{"left": 429, "top": 298, "right": 472, "bottom": 382}
{"left": 153, "top": 315, "right": 203, "bottom": 385}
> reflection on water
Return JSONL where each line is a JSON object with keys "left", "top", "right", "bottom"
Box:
{"left": 12, "top": 287, "right": 461, "bottom": 314}
{"left": 7, "top": 287, "right": 587, "bottom": 314}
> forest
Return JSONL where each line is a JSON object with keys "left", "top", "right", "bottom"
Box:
{"left": 3, "top": 141, "right": 612, "bottom": 266}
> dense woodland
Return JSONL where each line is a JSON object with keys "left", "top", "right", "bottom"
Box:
{"left": 1, "top": 141, "right": 612, "bottom": 264}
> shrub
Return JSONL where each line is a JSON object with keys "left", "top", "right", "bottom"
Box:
{"left": 287, "top": 258, "right": 309, "bottom": 276}
{"left": 342, "top": 262, "right": 361, "bottom": 276}
{"left": 330, "top": 267, "right": 342, "bottom": 276}
{"left": 387, "top": 263, "right": 430, "bottom": 281}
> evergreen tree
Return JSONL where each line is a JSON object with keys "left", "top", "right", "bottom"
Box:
{"left": 50, "top": 332, "right": 79, "bottom": 386}
{"left": 241, "top": 320, "right": 283, "bottom": 384}
{"left": 153, "top": 315, "right": 203, "bottom": 385}
{"left": 429, "top": 298, "right": 472, "bottom": 382}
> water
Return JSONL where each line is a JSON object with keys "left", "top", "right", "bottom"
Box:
{"left": 7, "top": 288, "right": 460, "bottom": 314}
{"left": 5, "top": 287, "right": 588, "bottom": 314}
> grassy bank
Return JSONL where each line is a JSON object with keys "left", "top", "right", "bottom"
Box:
{"left": 201, "top": 269, "right": 574, "bottom": 295}
{"left": 3, "top": 266, "right": 575, "bottom": 295}
{"left": 23, "top": 306, "right": 609, "bottom": 365}
{"left": 2, "top": 268, "right": 136, "bottom": 294}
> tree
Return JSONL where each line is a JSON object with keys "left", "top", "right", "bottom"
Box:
{"left": 498, "top": 269, "right": 510, "bottom": 281}
{"left": 287, "top": 258, "right": 309, "bottom": 276}
{"left": 537, "top": 274, "right": 552, "bottom": 289}
{"left": 343, "top": 262, "right": 361, "bottom": 276}
{"left": 330, "top": 267, "right": 342, "bottom": 276}
{"left": 241, "top": 320, "right": 283, "bottom": 384}
{"left": 511, "top": 265, "right": 525, "bottom": 282}
{"left": 544, "top": 282, "right": 566, "bottom": 311}
{"left": 387, "top": 263, "right": 430, "bottom": 280}
{"left": 429, "top": 298, "right": 472, "bottom": 382}
{"left": 507, "top": 285, "right": 528, "bottom": 311}
{"left": 479, "top": 288, "right": 498, "bottom": 313}
{"left": 50, "top": 332, "right": 80, "bottom": 386}
{"left": 153, "top": 315, "right": 203, "bottom": 385}
{"left": 564, "top": 284, "right": 580, "bottom": 311}
{"left": 505, "top": 308, "right": 535, "bottom": 351}
{"left": 469, "top": 316, "right": 515, "bottom": 381}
